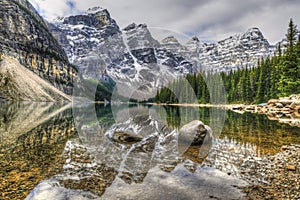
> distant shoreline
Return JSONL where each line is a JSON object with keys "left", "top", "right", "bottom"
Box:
{"left": 144, "top": 102, "right": 245, "bottom": 109}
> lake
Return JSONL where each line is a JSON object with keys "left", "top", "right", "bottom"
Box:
{"left": 0, "top": 102, "right": 299, "bottom": 199}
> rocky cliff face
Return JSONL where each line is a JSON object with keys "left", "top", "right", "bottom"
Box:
{"left": 0, "top": 0, "right": 77, "bottom": 95}
{"left": 0, "top": 55, "right": 72, "bottom": 101}
{"left": 107, "top": 23, "right": 194, "bottom": 98}
{"left": 50, "top": 8, "right": 195, "bottom": 99}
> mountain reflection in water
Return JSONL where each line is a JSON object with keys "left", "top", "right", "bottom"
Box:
{"left": 0, "top": 102, "right": 76, "bottom": 199}
{"left": 1, "top": 103, "right": 299, "bottom": 199}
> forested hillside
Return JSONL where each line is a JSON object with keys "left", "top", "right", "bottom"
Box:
{"left": 155, "top": 19, "right": 300, "bottom": 104}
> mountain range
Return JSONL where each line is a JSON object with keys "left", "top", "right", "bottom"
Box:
{"left": 0, "top": 2, "right": 282, "bottom": 100}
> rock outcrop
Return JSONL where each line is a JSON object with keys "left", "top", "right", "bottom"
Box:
{"left": 262, "top": 95, "right": 300, "bottom": 127}
{"left": 49, "top": 7, "right": 120, "bottom": 80}
{"left": 0, "top": 0, "right": 77, "bottom": 96}
{"left": 230, "top": 94, "right": 300, "bottom": 127}
{"left": 112, "top": 131, "right": 143, "bottom": 145}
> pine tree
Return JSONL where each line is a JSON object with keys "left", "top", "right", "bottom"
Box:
{"left": 286, "top": 18, "right": 298, "bottom": 56}
{"left": 277, "top": 43, "right": 282, "bottom": 57}
{"left": 155, "top": 90, "right": 159, "bottom": 102}
{"left": 296, "top": 34, "right": 300, "bottom": 58}
{"left": 256, "top": 60, "right": 264, "bottom": 103}
{"left": 278, "top": 18, "right": 299, "bottom": 96}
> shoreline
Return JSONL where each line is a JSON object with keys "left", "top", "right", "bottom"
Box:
{"left": 145, "top": 102, "right": 243, "bottom": 109}
{"left": 146, "top": 94, "right": 300, "bottom": 127}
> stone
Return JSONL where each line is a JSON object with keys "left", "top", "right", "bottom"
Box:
{"left": 275, "top": 103, "right": 284, "bottom": 108}
{"left": 268, "top": 99, "right": 278, "bottom": 105}
{"left": 250, "top": 95, "right": 300, "bottom": 128}
{"left": 289, "top": 94, "right": 300, "bottom": 100}
{"left": 286, "top": 165, "right": 296, "bottom": 171}
{"left": 179, "top": 120, "right": 212, "bottom": 146}
{"left": 281, "top": 146, "right": 289, "bottom": 151}
{"left": 278, "top": 99, "right": 294, "bottom": 106}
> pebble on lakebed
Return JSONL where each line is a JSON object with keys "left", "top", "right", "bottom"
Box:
{"left": 243, "top": 145, "right": 300, "bottom": 199}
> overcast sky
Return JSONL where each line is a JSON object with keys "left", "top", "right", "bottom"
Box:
{"left": 28, "top": 0, "right": 300, "bottom": 44}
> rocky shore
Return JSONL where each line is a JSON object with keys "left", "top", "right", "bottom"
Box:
{"left": 242, "top": 145, "right": 300, "bottom": 199}
{"left": 231, "top": 94, "right": 300, "bottom": 128}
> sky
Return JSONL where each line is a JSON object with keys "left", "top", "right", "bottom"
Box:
{"left": 28, "top": 0, "right": 300, "bottom": 44}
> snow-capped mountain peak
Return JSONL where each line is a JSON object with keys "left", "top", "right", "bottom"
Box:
{"left": 49, "top": 7, "right": 276, "bottom": 98}
{"left": 122, "top": 23, "right": 160, "bottom": 50}
{"left": 49, "top": 8, "right": 195, "bottom": 99}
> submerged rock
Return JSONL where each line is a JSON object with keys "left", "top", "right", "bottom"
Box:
{"left": 112, "top": 131, "right": 143, "bottom": 145}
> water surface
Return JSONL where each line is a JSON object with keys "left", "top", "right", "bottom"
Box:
{"left": 0, "top": 102, "right": 299, "bottom": 199}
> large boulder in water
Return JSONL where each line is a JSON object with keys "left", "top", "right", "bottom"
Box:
{"left": 179, "top": 120, "right": 212, "bottom": 146}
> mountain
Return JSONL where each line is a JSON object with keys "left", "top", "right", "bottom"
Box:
{"left": 49, "top": 7, "right": 276, "bottom": 99}
{"left": 108, "top": 23, "right": 194, "bottom": 98}
{"left": 0, "top": 2, "right": 278, "bottom": 100}
{"left": 49, "top": 7, "right": 121, "bottom": 79}
{"left": 50, "top": 8, "right": 195, "bottom": 99}
{"left": 162, "top": 27, "right": 274, "bottom": 72}
{"left": 0, "top": 0, "right": 77, "bottom": 101}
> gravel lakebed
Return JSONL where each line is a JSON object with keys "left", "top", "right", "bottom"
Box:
{"left": 241, "top": 145, "right": 300, "bottom": 199}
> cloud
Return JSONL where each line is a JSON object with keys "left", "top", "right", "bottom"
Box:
{"left": 66, "top": 0, "right": 75, "bottom": 10}
{"left": 28, "top": 0, "right": 84, "bottom": 19}
{"left": 28, "top": 0, "right": 300, "bottom": 44}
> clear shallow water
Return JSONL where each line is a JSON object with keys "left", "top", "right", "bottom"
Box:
{"left": 0, "top": 102, "right": 299, "bottom": 199}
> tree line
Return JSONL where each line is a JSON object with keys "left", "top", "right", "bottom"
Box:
{"left": 155, "top": 19, "right": 300, "bottom": 104}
